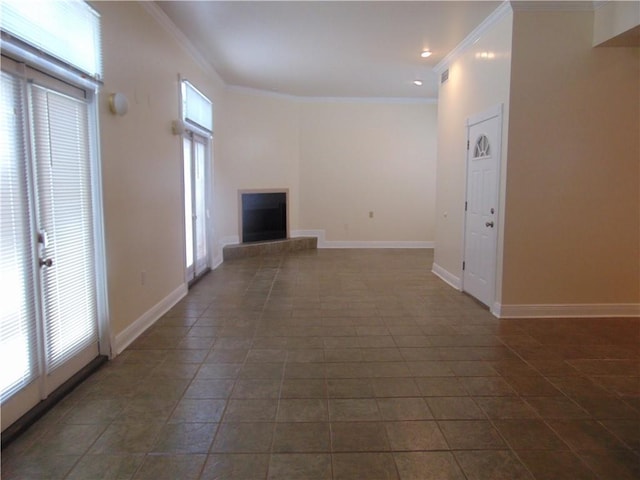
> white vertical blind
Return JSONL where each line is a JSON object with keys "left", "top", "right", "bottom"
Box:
{"left": 0, "top": 71, "right": 39, "bottom": 402}
{"left": 0, "top": 0, "right": 102, "bottom": 80}
{"left": 30, "top": 85, "right": 98, "bottom": 372}
{"left": 182, "top": 81, "right": 213, "bottom": 132}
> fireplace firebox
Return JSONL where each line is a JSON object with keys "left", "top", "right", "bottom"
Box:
{"left": 239, "top": 190, "right": 288, "bottom": 243}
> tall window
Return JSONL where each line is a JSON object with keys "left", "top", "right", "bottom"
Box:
{"left": 0, "top": 0, "right": 108, "bottom": 432}
{"left": 180, "top": 80, "right": 213, "bottom": 282}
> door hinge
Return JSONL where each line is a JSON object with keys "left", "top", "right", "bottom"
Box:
{"left": 462, "top": 261, "right": 466, "bottom": 271}
{"left": 467, "top": 140, "right": 470, "bottom": 150}
{"left": 465, "top": 201, "right": 467, "bottom": 212}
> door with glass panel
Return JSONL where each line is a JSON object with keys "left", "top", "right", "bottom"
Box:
{"left": 1, "top": 67, "right": 100, "bottom": 430}
{"left": 183, "top": 132, "right": 210, "bottom": 281}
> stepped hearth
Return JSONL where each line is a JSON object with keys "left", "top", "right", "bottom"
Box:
{"left": 223, "top": 236, "right": 317, "bottom": 260}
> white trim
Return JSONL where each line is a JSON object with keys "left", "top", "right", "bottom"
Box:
{"left": 323, "top": 240, "right": 434, "bottom": 249}
{"left": 113, "top": 283, "right": 188, "bottom": 355}
{"left": 435, "top": 1, "right": 512, "bottom": 74}
{"left": 220, "top": 235, "right": 240, "bottom": 247}
{"left": 291, "top": 229, "right": 432, "bottom": 249}
{"left": 89, "top": 88, "right": 112, "bottom": 359}
{"left": 467, "top": 104, "right": 503, "bottom": 127}
{"left": 491, "top": 301, "right": 502, "bottom": 318}
{"left": 211, "top": 254, "right": 224, "bottom": 271}
{"left": 226, "top": 85, "right": 438, "bottom": 105}
{"left": 225, "top": 85, "right": 301, "bottom": 101}
{"left": 510, "top": 1, "right": 596, "bottom": 11}
{"left": 494, "top": 303, "right": 640, "bottom": 318}
{"left": 432, "top": 263, "right": 462, "bottom": 290}
{"left": 140, "top": 2, "right": 225, "bottom": 86}
{"left": 592, "top": 0, "right": 609, "bottom": 10}
{"left": 298, "top": 96, "right": 438, "bottom": 105}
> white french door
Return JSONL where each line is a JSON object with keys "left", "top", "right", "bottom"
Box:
{"left": 183, "top": 132, "right": 210, "bottom": 281}
{"left": 1, "top": 65, "right": 102, "bottom": 431}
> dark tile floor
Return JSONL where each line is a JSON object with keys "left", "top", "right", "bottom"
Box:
{"left": 2, "top": 249, "right": 639, "bottom": 479}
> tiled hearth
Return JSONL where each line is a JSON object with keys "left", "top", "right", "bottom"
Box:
{"left": 223, "top": 237, "right": 317, "bottom": 261}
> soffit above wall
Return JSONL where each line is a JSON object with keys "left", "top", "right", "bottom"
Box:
{"left": 510, "top": 1, "right": 596, "bottom": 11}
{"left": 597, "top": 24, "right": 640, "bottom": 46}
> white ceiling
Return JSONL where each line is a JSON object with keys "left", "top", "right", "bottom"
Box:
{"left": 156, "top": 1, "right": 501, "bottom": 99}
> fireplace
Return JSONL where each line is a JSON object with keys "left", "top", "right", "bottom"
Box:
{"left": 239, "top": 189, "right": 288, "bottom": 243}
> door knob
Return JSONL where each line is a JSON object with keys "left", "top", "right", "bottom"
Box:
{"left": 39, "top": 258, "right": 53, "bottom": 267}
{"left": 485, "top": 221, "right": 494, "bottom": 228}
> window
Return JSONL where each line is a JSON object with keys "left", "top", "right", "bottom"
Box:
{"left": 182, "top": 80, "right": 213, "bottom": 132}
{"left": 1, "top": 0, "right": 102, "bottom": 80}
{"left": 473, "top": 134, "right": 491, "bottom": 158}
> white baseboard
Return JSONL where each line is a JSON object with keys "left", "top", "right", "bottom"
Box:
{"left": 491, "top": 302, "right": 502, "bottom": 318}
{"left": 211, "top": 254, "right": 223, "bottom": 270}
{"left": 291, "top": 229, "right": 433, "bottom": 249}
{"left": 113, "top": 283, "right": 188, "bottom": 355}
{"left": 494, "top": 303, "right": 640, "bottom": 318}
{"left": 431, "top": 263, "right": 462, "bottom": 290}
{"left": 220, "top": 235, "right": 240, "bottom": 247}
{"left": 323, "top": 240, "right": 434, "bottom": 249}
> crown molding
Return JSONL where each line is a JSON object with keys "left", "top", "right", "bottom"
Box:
{"left": 226, "top": 85, "right": 437, "bottom": 105}
{"left": 434, "top": 1, "right": 512, "bottom": 74}
{"left": 510, "top": 1, "right": 597, "bottom": 11}
{"left": 298, "top": 96, "right": 438, "bottom": 105}
{"left": 139, "top": 1, "right": 225, "bottom": 87}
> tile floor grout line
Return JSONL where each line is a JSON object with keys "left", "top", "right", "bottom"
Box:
{"left": 3, "top": 250, "right": 639, "bottom": 479}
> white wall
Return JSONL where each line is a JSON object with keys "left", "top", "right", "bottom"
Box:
{"left": 434, "top": 10, "right": 513, "bottom": 294}
{"left": 298, "top": 101, "right": 437, "bottom": 243}
{"left": 215, "top": 91, "right": 438, "bottom": 246}
{"left": 96, "top": 1, "right": 224, "bottom": 342}
{"left": 214, "top": 89, "right": 300, "bottom": 247}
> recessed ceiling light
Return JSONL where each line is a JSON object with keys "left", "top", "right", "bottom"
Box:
{"left": 421, "top": 50, "right": 432, "bottom": 58}
{"left": 413, "top": 80, "right": 423, "bottom": 86}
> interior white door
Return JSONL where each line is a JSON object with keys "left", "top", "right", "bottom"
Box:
{"left": 463, "top": 106, "right": 502, "bottom": 307}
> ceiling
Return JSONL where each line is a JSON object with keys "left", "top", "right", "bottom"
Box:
{"left": 156, "top": 1, "right": 501, "bottom": 99}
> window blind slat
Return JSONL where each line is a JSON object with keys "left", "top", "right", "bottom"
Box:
{"left": 183, "top": 81, "right": 213, "bottom": 132}
{"left": 0, "top": 71, "right": 39, "bottom": 402}
{"left": 1, "top": 0, "right": 102, "bottom": 80}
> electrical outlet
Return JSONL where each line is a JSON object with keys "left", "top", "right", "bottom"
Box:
{"left": 369, "top": 211, "right": 374, "bottom": 218}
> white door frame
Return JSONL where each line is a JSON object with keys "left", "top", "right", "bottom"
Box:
{"left": 461, "top": 103, "right": 503, "bottom": 310}
{"left": 182, "top": 130, "right": 212, "bottom": 283}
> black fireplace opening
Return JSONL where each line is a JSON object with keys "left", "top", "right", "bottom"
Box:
{"left": 241, "top": 192, "right": 287, "bottom": 243}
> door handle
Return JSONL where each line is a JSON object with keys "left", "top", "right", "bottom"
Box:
{"left": 39, "top": 258, "right": 53, "bottom": 267}
{"left": 485, "top": 221, "right": 494, "bottom": 228}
